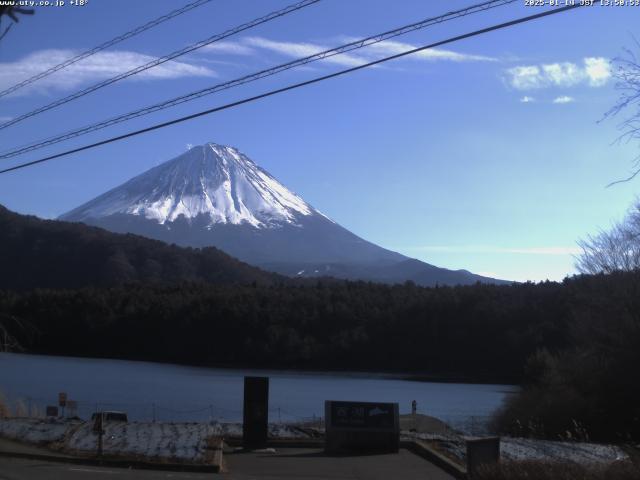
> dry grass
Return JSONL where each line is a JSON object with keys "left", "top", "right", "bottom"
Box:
{"left": 475, "top": 459, "right": 640, "bottom": 480}
{"left": 30, "top": 404, "right": 43, "bottom": 418}
{"left": 0, "top": 390, "right": 42, "bottom": 418}
{"left": 14, "top": 398, "right": 27, "bottom": 417}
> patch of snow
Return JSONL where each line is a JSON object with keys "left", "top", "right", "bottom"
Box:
{"left": 1, "top": 418, "right": 315, "bottom": 463}
{"left": 0, "top": 418, "right": 77, "bottom": 444}
{"left": 403, "top": 431, "right": 628, "bottom": 465}
{"left": 500, "top": 437, "right": 628, "bottom": 463}
{"left": 66, "top": 421, "right": 214, "bottom": 462}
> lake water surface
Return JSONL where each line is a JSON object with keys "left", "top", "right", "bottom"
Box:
{"left": 0, "top": 353, "right": 517, "bottom": 431}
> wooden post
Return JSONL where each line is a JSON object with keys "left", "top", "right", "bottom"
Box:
{"left": 242, "top": 376, "right": 269, "bottom": 449}
{"left": 466, "top": 437, "right": 500, "bottom": 478}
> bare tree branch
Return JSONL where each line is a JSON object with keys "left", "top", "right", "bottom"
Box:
{"left": 0, "top": 6, "right": 34, "bottom": 44}
{"left": 603, "top": 41, "right": 640, "bottom": 186}
{"left": 576, "top": 198, "right": 640, "bottom": 273}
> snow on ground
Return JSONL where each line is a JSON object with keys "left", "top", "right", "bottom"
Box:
{"left": 0, "top": 418, "right": 79, "bottom": 444}
{"left": 500, "top": 437, "right": 628, "bottom": 463}
{"left": 1, "top": 418, "right": 628, "bottom": 466}
{"left": 66, "top": 421, "right": 215, "bottom": 462}
{"left": 404, "top": 431, "right": 628, "bottom": 465}
{"left": 208, "top": 422, "right": 316, "bottom": 439}
{"left": 0, "top": 418, "right": 316, "bottom": 463}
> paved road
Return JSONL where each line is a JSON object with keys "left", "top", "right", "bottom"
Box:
{"left": 222, "top": 448, "right": 455, "bottom": 480}
{"left": 0, "top": 448, "right": 455, "bottom": 480}
{"left": 0, "top": 457, "right": 211, "bottom": 479}
{"left": 0, "top": 438, "right": 73, "bottom": 457}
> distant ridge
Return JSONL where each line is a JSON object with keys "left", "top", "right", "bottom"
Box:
{"left": 0, "top": 204, "right": 279, "bottom": 290}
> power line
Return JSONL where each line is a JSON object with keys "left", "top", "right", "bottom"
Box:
{"left": 0, "top": 0, "right": 215, "bottom": 99}
{"left": 0, "top": 0, "right": 517, "bottom": 160}
{"left": 0, "top": 4, "right": 583, "bottom": 176}
{"left": 0, "top": 0, "right": 321, "bottom": 131}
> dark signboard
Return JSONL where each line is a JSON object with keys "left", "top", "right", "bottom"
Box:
{"left": 325, "top": 400, "right": 399, "bottom": 454}
{"left": 242, "top": 376, "right": 269, "bottom": 449}
{"left": 329, "top": 401, "right": 396, "bottom": 429}
{"left": 45, "top": 406, "right": 58, "bottom": 417}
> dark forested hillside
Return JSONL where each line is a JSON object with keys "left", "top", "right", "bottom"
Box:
{"left": 492, "top": 270, "right": 640, "bottom": 441}
{"left": 0, "top": 205, "right": 280, "bottom": 289}
{"left": 2, "top": 279, "right": 571, "bottom": 382}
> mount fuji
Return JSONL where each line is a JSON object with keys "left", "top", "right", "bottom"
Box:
{"left": 61, "top": 143, "right": 507, "bottom": 286}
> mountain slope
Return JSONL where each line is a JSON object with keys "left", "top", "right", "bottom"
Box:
{"left": 61, "top": 143, "right": 509, "bottom": 286}
{"left": 0, "top": 205, "right": 280, "bottom": 290}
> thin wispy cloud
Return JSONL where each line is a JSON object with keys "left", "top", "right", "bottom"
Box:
{"left": 201, "top": 41, "right": 256, "bottom": 56}
{"left": 203, "top": 36, "right": 496, "bottom": 68}
{"left": 407, "top": 245, "right": 581, "bottom": 256}
{"left": 553, "top": 95, "right": 574, "bottom": 104}
{"left": 0, "top": 116, "right": 13, "bottom": 122}
{"left": 520, "top": 96, "right": 535, "bottom": 103}
{"left": 360, "top": 39, "right": 497, "bottom": 63}
{"left": 505, "top": 57, "right": 611, "bottom": 90}
{"left": 243, "top": 37, "right": 366, "bottom": 67}
{"left": 0, "top": 49, "right": 216, "bottom": 95}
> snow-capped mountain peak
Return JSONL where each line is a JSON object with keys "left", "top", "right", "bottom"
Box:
{"left": 62, "top": 143, "right": 320, "bottom": 228}
{"left": 60, "top": 142, "right": 509, "bottom": 286}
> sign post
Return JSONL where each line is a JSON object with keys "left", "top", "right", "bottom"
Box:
{"left": 58, "top": 392, "right": 67, "bottom": 418}
{"left": 45, "top": 406, "right": 58, "bottom": 417}
{"left": 93, "top": 412, "right": 105, "bottom": 457}
{"left": 325, "top": 400, "right": 399, "bottom": 454}
{"left": 242, "top": 376, "right": 269, "bottom": 449}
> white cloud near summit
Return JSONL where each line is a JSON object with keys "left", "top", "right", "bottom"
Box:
{"left": 506, "top": 57, "right": 611, "bottom": 90}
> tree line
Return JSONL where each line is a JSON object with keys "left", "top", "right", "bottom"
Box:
{"left": 3, "top": 270, "right": 639, "bottom": 441}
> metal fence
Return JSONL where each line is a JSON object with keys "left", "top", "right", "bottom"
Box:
{"left": 1, "top": 391, "right": 493, "bottom": 436}
{"left": 0, "top": 392, "right": 329, "bottom": 426}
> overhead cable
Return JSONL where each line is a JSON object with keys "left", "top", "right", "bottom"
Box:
{"left": 0, "top": 0, "right": 516, "bottom": 160}
{"left": 0, "top": 0, "right": 321, "bottom": 130}
{"left": 0, "top": 0, "right": 216, "bottom": 99}
{"left": 0, "top": 3, "right": 583, "bottom": 175}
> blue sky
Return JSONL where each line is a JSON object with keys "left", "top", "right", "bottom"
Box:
{"left": 0, "top": 0, "right": 639, "bottom": 282}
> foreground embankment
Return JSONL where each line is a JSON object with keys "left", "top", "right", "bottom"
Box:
{"left": 0, "top": 416, "right": 631, "bottom": 469}
{"left": 0, "top": 417, "right": 315, "bottom": 464}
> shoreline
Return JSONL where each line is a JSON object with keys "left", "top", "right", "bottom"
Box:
{"left": 0, "top": 351, "right": 519, "bottom": 387}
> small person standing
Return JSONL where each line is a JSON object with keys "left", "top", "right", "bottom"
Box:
{"left": 411, "top": 399, "right": 417, "bottom": 415}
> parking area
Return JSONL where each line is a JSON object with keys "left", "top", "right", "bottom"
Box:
{"left": 221, "top": 447, "right": 456, "bottom": 480}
